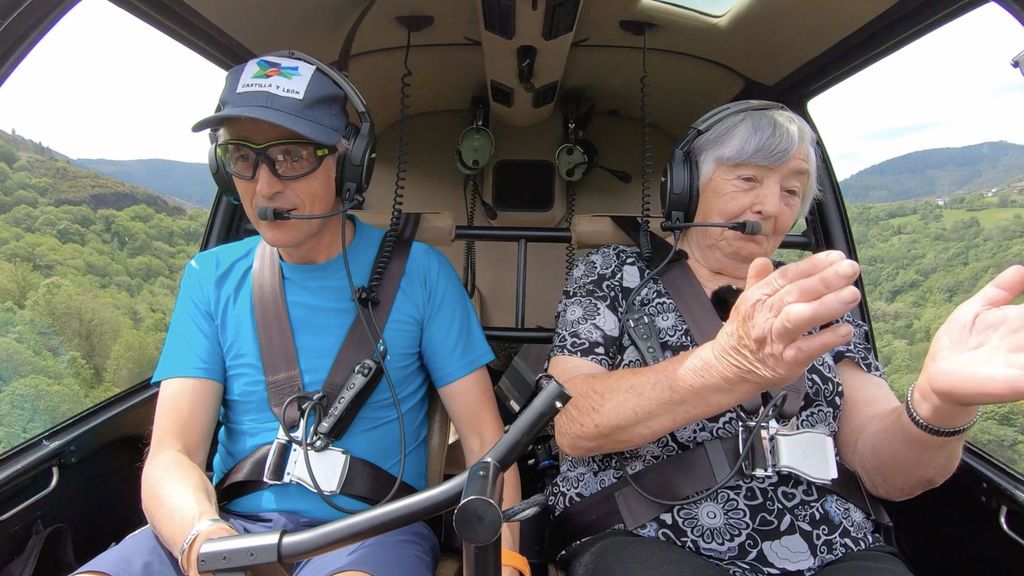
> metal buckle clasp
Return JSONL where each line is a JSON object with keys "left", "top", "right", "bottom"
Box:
{"left": 739, "top": 418, "right": 777, "bottom": 479}
{"left": 263, "top": 426, "right": 351, "bottom": 494}
{"left": 773, "top": 429, "right": 838, "bottom": 484}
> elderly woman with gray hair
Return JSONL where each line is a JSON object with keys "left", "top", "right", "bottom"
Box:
{"left": 545, "top": 101, "right": 1024, "bottom": 575}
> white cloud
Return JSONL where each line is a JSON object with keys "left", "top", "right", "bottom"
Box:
{"left": 0, "top": 0, "right": 225, "bottom": 163}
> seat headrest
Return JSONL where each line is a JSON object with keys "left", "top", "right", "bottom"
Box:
{"left": 352, "top": 211, "right": 455, "bottom": 246}
{"left": 570, "top": 214, "right": 670, "bottom": 248}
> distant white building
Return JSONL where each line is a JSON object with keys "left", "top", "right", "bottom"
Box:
{"left": 937, "top": 198, "right": 946, "bottom": 207}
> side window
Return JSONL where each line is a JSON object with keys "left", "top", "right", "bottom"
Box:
{"left": 809, "top": 3, "right": 1024, "bottom": 473}
{"left": 0, "top": 0, "right": 223, "bottom": 452}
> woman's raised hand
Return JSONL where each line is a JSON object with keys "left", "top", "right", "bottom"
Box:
{"left": 707, "top": 250, "right": 862, "bottom": 393}
{"left": 916, "top": 265, "right": 1024, "bottom": 413}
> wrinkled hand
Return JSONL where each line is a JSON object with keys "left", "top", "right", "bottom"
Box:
{"left": 918, "top": 265, "right": 1024, "bottom": 409}
{"left": 708, "top": 250, "right": 862, "bottom": 394}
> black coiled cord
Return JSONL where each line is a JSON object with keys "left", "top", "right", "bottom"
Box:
{"left": 361, "top": 27, "right": 413, "bottom": 305}
{"left": 638, "top": 27, "right": 654, "bottom": 263}
{"left": 462, "top": 175, "right": 478, "bottom": 298}
{"left": 564, "top": 181, "right": 577, "bottom": 272}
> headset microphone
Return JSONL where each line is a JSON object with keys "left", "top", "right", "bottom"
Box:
{"left": 256, "top": 206, "right": 347, "bottom": 221}
{"left": 661, "top": 218, "right": 762, "bottom": 235}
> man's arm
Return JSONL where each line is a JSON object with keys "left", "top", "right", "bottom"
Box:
{"left": 437, "top": 367, "right": 521, "bottom": 562}
{"left": 141, "top": 377, "right": 237, "bottom": 575}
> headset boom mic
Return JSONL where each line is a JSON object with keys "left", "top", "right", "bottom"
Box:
{"left": 256, "top": 206, "right": 348, "bottom": 221}
{"left": 731, "top": 220, "right": 762, "bottom": 235}
{"left": 661, "top": 218, "right": 762, "bottom": 235}
{"left": 256, "top": 206, "right": 284, "bottom": 221}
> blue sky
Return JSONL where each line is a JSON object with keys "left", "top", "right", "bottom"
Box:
{"left": 0, "top": 0, "right": 1022, "bottom": 181}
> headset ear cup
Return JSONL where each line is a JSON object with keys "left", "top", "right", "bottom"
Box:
{"left": 339, "top": 124, "right": 375, "bottom": 207}
{"left": 578, "top": 139, "right": 598, "bottom": 177}
{"left": 209, "top": 144, "right": 239, "bottom": 204}
{"left": 682, "top": 151, "right": 700, "bottom": 223}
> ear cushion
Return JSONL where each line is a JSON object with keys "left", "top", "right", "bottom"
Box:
{"left": 577, "top": 139, "right": 598, "bottom": 176}
{"left": 338, "top": 122, "right": 376, "bottom": 207}
{"left": 662, "top": 132, "right": 701, "bottom": 225}
{"left": 208, "top": 144, "right": 239, "bottom": 203}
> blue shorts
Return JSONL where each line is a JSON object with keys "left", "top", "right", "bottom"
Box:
{"left": 74, "top": 511, "right": 439, "bottom": 576}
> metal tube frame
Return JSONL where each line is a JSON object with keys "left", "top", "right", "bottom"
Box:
{"left": 454, "top": 224, "right": 812, "bottom": 340}
{"left": 199, "top": 380, "right": 572, "bottom": 575}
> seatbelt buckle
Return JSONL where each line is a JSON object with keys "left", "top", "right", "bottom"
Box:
{"left": 280, "top": 443, "right": 352, "bottom": 494}
{"left": 739, "top": 419, "right": 777, "bottom": 479}
{"left": 263, "top": 426, "right": 352, "bottom": 494}
{"left": 773, "top": 429, "right": 838, "bottom": 484}
{"left": 263, "top": 427, "right": 294, "bottom": 485}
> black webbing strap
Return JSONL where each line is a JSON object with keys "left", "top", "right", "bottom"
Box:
{"left": 215, "top": 213, "right": 421, "bottom": 505}
{"left": 215, "top": 443, "right": 417, "bottom": 506}
{"left": 549, "top": 441, "right": 874, "bottom": 556}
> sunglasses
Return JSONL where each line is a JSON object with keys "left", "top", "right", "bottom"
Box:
{"left": 216, "top": 139, "right": 337, "bottom": 181}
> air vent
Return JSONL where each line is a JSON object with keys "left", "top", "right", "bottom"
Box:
{"left": 543, "top": 0, "right": 581, "bottom": 40}
{"left": 490, "top": 80, "right": 514, "bottom": 108}
{"left": 482, "top": 0, "right": 515, "bottom": 39}
{"left": 532, "top": 81, "right": 558, "bottom": 108}
{"left": 492, "top": 160, "right": 556, "bottom": 211}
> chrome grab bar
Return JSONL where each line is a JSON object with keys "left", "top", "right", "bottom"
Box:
{"left": 999, "top": 505, "right": 1024, "bottom": 548}
{"left": 0, "top": 466, "right": 59, "bottom": 522}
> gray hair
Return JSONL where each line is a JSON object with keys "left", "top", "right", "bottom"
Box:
{"left": 692, "top": 108, "right": 820, "bottom": 218}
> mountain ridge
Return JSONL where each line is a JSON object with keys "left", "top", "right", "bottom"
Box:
{"left": 839, "top": 141, "right": 1024, "bottom": 203}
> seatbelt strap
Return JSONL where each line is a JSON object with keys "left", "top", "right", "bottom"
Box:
{"left": 609, "top": 216, "right": 804, "bottom": 418}
{"left": 257, "top": 213, "right": 421, "bottom": 429}
{"left": 548, "top": 439, "right": 874, "bottom": 556}
{"left": 216, "top": 213, "right": 421, "bottom": 504}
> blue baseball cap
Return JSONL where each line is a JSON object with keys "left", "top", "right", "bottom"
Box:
{"left": 192, "top": 55, "right": 350, "bottom": 145}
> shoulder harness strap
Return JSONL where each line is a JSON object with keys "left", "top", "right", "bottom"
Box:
{"left": 216, "top": 213, "right": 422, "bottom": 505}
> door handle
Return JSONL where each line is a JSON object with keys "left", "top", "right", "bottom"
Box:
{"left": 999, "top": 505, "right": 1024, "bottom": 548}
{"left": 0, "top": 466, "right": 59, "bottom": 522}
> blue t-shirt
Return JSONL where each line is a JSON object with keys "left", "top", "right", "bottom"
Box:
{"left": 152, "top": 216, "right": 494, "bottom": 520}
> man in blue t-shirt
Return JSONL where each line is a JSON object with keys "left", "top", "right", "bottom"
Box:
{"left": 75, "top": 53, "right": 522, "bottom": 576}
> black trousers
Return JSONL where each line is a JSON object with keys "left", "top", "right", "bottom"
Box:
{"left": 560, "top": 531, "right": 913, "bottom": 576}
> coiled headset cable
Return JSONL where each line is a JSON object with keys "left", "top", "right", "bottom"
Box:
{"left": 462, "top": 175, "right": 479, "bottom": 298}
{"left": 361, "top": 25, "right": 414, "bottom": 305}
{"left": 638, "top": 26, "right": 654, "bottom": 263}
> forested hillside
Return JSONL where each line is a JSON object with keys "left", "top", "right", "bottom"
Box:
{"left": 0, "top": 133, "right": 205, "bottom": 450}
{"left": 75, "top": 158, "right": 214, "bottom": 208}
{"left": 841, "top": 141, "right": 1024, "bottom": 204}
{"left": 849, "top": 190, "right": 1024, "bottom": 468}
{"left": 0, "top": 126, "right": 1022, "bottom": 471}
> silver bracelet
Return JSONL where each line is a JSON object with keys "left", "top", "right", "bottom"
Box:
{"left": 905, "top": 381, "right": 980, "bottom": 438}
{"left": 178, "top": 517, "right": 229, "bottom": 574}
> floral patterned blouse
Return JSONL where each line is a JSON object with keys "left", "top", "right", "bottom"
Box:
{"left": 548, "top": 244, "right": 887, "bottom": 576}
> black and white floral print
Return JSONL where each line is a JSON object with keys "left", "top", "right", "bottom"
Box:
{"left": 548, "top": 245, "right": 887, "bottom": 575}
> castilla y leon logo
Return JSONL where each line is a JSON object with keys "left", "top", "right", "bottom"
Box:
{"left": 252, "top": 59, "right": 301, "bottom": 80}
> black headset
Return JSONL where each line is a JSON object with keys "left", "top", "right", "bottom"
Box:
{"left": 209, "top": 50, "right": 376, "bottom": 208}
{"left": 661, "top": 100, "right": 788, "bottom": 226}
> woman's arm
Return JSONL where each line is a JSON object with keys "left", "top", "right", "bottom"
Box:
{"left": 553, "top": 251, "right": 863, "bottom": 457}
{"left": 839, "top": 264, "right": 1024, "bottom": 500}
{"left": 836, "top": 362, "right": 967, "bottom": 500}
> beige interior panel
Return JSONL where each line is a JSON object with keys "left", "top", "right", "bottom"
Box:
{"left": 364, "top": 109, "right": 673, "bottom": 328}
